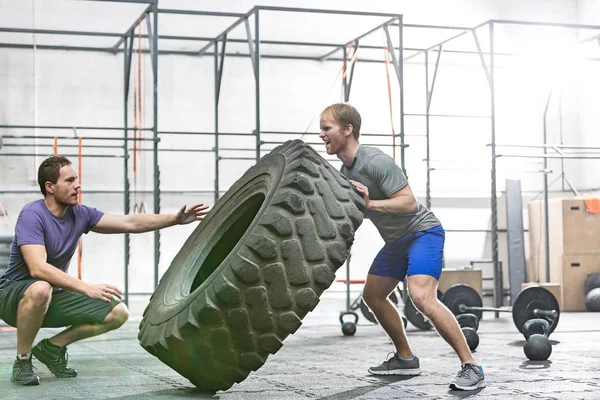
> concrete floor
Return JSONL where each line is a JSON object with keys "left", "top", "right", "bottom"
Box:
{"left": 1, "top": 296, "right": 599, "bottom": 400}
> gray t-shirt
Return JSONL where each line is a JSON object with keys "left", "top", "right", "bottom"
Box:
{"left": 341, "top": 146, "right": 440, "bottom": 243}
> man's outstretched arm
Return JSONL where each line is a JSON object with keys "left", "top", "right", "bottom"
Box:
{"left": 91, "top": 203, "right": 209, "bottom": 234}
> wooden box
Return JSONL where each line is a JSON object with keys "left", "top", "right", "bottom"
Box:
{"left": 521, "top": 282, "right": 562, "bottom": 311}
{"left": 439, "top": 268, "right": 483, "bottom": 298}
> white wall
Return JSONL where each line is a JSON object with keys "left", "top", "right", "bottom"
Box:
{"left": 4, "top": 0, "right": 598, "bottom": 308}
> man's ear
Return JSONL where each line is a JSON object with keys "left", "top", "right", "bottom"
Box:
{"left": 45, "top": 181, "right": 54, "bottom": 194}
{"left": 345, "top": 124, "right": 354, "bottom": 137}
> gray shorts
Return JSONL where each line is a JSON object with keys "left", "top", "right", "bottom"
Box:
{"left": 0, "top": 279, "right": 121, "bottom": 328}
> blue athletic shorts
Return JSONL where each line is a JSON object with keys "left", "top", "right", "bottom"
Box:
{"left": 369, "top": 225, "right": 445, "bottom": 281}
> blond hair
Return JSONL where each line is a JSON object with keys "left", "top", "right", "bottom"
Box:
{"left": 320, "top": 103, "right": 361, "bottom": 139}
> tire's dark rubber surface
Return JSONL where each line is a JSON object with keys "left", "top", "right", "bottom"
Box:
{"left": 138, "top": 140, "right": 365, "bottom": 392}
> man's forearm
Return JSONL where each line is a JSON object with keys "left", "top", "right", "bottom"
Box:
{"left": 31, "top": 264, "right": 89, "bottom": 294}
{"left": 368, "top": 197, "right": 419, "bottom": 214}
{"left": 129, "top": 213, "right": 178, "bottom": 233}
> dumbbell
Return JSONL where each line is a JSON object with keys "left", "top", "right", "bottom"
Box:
{"left": 584, "top": 274, "right": 600, "bottom": 312}
{"left": 456, "top": 313, "right": 479, "bottom": 352}
{"left": 522, "top": 319, "right": 552, "bottom": 361}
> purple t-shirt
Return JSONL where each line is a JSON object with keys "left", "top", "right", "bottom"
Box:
{"left": 0, "top": 200, "right": 104, "bottom": 289}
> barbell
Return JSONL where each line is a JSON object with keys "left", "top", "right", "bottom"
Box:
{"left": 441, "top": 284, "right": 560, "bottom": 338}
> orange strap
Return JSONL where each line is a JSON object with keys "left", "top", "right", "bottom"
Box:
{"left": 53, "top": 136, "right": 58, "bottom": 156}
{"left": 383, "top": 42, "right": 396, "bottom": 159}
{"left": 342, "top": 41, "right": 359, "bottom": 80}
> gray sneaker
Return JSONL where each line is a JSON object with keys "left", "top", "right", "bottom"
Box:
{"left": 368, "top": 353, "right": 421, "bottom": 376}
{"left": 449, "top": 363, "right": 486, "bottom": 390}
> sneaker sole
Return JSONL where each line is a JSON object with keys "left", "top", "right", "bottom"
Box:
{"left": 11, "top": 377, "right": 40, "bottom": 386}
{"left": 368, "top": 368, "right": 422, "bottom": 376}
{"left": 449, "top": 381, "right": 486, "bottom": 391}
{"left": 32, "top": 348, "right": 77, "bottom": 378}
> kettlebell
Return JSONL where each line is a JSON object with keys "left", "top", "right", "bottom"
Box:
{"left": 457, "top": 313, "right": 480, "bottom": 351}
{"left": 522, "top": 319, "right": 552, "bottom": 361}
{"left": 340, "top": 311, "right": 359, "bottom": 336}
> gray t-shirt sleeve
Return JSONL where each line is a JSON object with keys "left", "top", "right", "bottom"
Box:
{"left": 15, "top": 209, "right": 45, "bottom": 247}
{"left": 367, "top": 154, "right": 408, "bottom": 197}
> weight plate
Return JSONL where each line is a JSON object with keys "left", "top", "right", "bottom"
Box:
{"left": 404, "top": 289, "right": 442, "bottom": 331}
{"left": 441, "top": 284, "right": 483, "bottom": 320}
{"left": 512, "top": 286, "right": 560, "bottom": 338}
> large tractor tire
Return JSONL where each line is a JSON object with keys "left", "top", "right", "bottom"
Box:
{"left": 138, "top": 139, "right": 365, "bottom": 392}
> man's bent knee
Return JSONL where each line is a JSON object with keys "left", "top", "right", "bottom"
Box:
{"left": 21, "top": 281, "right": 53, "bottom": 309}
{"left": 103, "top": 303, "right": 129, "bottom": 329}
{"left": 407, "top": 287, "right": 438, "bottom": 316}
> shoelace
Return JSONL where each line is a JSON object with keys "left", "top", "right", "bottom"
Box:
{"left": 57, "top": 349, "right": 69, "bottom": 368}
{"left": 383, "top": 352, "right": 396, "bottom": 365}
{"left": 17, "top": 359, "right": 37, "bottom": 374}
{"left": 457, "top": 364, "right": 475, "bottom": 378}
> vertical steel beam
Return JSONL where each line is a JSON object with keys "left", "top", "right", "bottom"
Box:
{"left": 254, "top": 11, "right": 261, "bottom": 162}
{"left": 425, "top": 51, "right": 431, "bottom": 209}
{"left": 150, "top": 4, "right": 160, "bottom": 289}
{"left": 489, "top": 22, "right": 502, "bottom": 314}
{"left": 214, "top": 48, "right": 220, "bottom": 206}
{"left": 123, "top": 34, "right": 133, "bottom": 306}
{"left": 398, "top": 16, "right": 405, "bottom": 172}
{"left": 542, "top": 91, "right": 552, "bottom": 283}
{"left": 214, "top": 36, "right": 227, "bottom": 205}
{"left": 425, "top": 45, "right": 443, "bottom": 210}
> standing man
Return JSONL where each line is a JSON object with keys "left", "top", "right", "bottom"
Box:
{"left": 0, "top": 155, "right": 209, "bottom": 386}
{"left": 319, "top": 103, "right": 485, "bottom": 391}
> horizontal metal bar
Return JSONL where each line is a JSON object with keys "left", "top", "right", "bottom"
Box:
{"left": 260, "top": 140, "right": 409, "bottom": 148}
{"left": 256, "top": 5, "right": 401, "bottom": 18}
{"left": 492, "top": 143, "right": 600, "bottom": 150}
{"left": 0, "top": 189, "right": 226, "bottom": 194}
{"left": 158, "top": 131, "right": 255, "bottom": 136}
{"left": 444, "top": 228, "right": 517, "bottom": 233}
{"left": 0, "top": 125, "right": 153, "bottom": 132}
{"left": 261, "top": 130, "right": 404, "bottom": 138}
{"left": 157, "top": 35, "right": 340, "bottom": 48}
{"left": 85, "top": 0, "right": 156, "bottom": 4}
{"left": 403, "top": 23, "right": 473, "bottom": 30}
{"left": 0, "top": 27, "right": 123, "bottom": 38}
{"left": 2, "top": 134, "right": 153, "bottom": 141}
{"left": 156, "top": 148, "right": 215, "bottom": 153}
{"left": 0, "top": 43, "right": 115, "bottom": 53}
{"left": 405, "top": 113, "right": 491, "bottom": 119}
{"left": 3, "top": 143, "right": 125, "bottom": 149}
{"left": 220, "top": 157, "right": 257, "bottom": 161}
{"left": 429, "top": 167, "right": 550, "bottom": 173}
{"left": 0, "top": 43, "right": 406, "bottom": 64}
{"left": 497, "top": 154, "right": 600, "bottom": 159}
{"left": 0, "top": 153, "right": 123, "bottom": 158}
{"left": 158, "top": 8, "right": 246, "bottom": 17}
{"left": 461, "top": 305, "right": 512, "bottom": 313}
{"left": 490, "top": 19, "right": 600, "bottom": 30}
